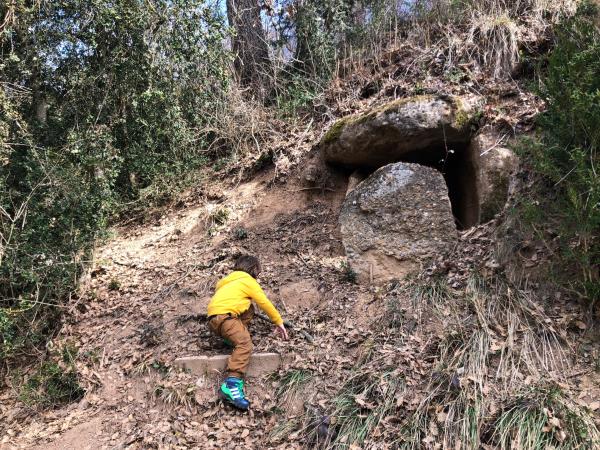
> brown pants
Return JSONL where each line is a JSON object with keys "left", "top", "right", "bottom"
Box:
{"left": 208, "top": 305, "right": 254, "bottom": 378}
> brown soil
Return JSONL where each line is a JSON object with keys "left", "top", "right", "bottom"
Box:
{"left": 0, "top": 151, "right": 370, "bottom": 449}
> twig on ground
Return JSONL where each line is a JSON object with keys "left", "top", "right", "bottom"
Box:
{"left": 292, "top": 187, "right": 336, "bottom": 192}
{"left": 255, "top": 311, "right": 315, "bottom": 343}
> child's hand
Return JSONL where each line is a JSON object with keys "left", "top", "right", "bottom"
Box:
{"left": 274, "top": 324, "right": 289, "bottom": 340}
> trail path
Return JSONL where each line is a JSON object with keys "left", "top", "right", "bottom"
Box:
{"left": 2, "top": 160, "right": 379, "bottom": 449}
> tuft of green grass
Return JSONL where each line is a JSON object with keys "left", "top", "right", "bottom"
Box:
{"left": 399, "top": 390, "right": 484, "bottom": 450}
{"left": 328, "top": 371, "right": 404, "bottom": 447}
{"left": 385, "top": 295, "right": 405, "bottom": 328}
{"left": 492, "top": 385, "right": 600, "bottom": 449}
{"left": 404, "top": 276, "right": 453, "bottom": 323}
{"left": 275, "top": 369, "right": 314, "bottom": 405}
{"left": 233, "top": 227, "right": 248, "bottom": 240}
{"left": 210, "top": 207, "right": 229, "bottom": 226}
{"left": 398, "top": 327, "right": 489, "bottom": 449}
{"left": 268, "top": 418, "right": 300, "bottom": 444}
{"left": 108, "top": 278, "right": 121, "bottom": 291}
{"left": 409, "top": 277, "right": 451, "bottom": 306}
{"left": 339, "top": 260, "right": 357, "bottom": 284}
{"left": 207, "top": 207, "right": 230, "bottom": 236}
{"left": 413, "top": 82, "right": 426, "bottom": 95}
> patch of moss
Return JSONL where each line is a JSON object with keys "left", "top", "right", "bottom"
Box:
{"left": 322, "top": 94, "right": 480, "bottom": 147}
{"left": 321, "top": 95, "right": 436, "bottom": 145}
{"left": 450, "top": 96, "right": 480, "bottom": 132}
{"left": 376, "top": 94, "right": 434, "bottom": 116}
{"left": 322, "top": 116, "right": 351, "bottom": 144}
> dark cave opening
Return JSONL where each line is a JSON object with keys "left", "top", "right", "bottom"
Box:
{"left": 345, "top": 142, "right": 480, "bottom": 230}
{"left": 401, "top": 143, "right": 480, "bottom": 230}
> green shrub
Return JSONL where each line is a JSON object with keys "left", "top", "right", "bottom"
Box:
{"left": 340, "top": 260, "right": 358, "bottom": 283}
{"left": 0, "top": 1, "right": 231, "bottom": 362}
{"left": 19, "top": 360, "right": 84, "bottom": 408}
{"left": 17, "top": 343, "right": 84, "bottom": 408}
{"left": 515, "top": 5, "right": 600, "bottom": 303}
{"left": 273, "top": 74, "right": 322, "bottom": 117}
{"left": 233, "top": 227, "right": 248, "bottom": 240}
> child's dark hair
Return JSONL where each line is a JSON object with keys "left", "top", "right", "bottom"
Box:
{"left": 233, "top": 255, "right": 261, "bottom": 278}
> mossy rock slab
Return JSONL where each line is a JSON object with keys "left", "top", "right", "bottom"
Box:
{"left": 321, "top": 95, "right": 483, "bottom": 168}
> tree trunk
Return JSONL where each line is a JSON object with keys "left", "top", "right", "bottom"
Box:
{"left": 226, "top": 0, "right": 272, "bottom": 98}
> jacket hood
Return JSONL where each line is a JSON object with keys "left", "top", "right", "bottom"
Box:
{"left": 216, "top": 271, "right": 252, "bottom": 289}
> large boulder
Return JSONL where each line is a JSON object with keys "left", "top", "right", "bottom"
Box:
{"left": 322, "top": 95, "right": 482, "bottom": 168}
{"left": 340, "top": 162, "right": 457, "bottom": 283}
{"left": 470, "top": 131, "right": 519, "bottom": 222}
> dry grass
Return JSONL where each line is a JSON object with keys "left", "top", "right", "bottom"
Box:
{"left": 199, "top": 87, "right": 277, "bottom": 163}
{"left": 492, "top": 385, "right": 600, "bottom": 449}
{"left": 468, "top": 13, "right": 520, "bottom": 78}
{"left": 268, "top": 418, "right": 301, "bottom": 444}
{"left": 459, "top": 0, "right": 575, "bottom": 77}
{"left": 197, "top": 85, "right": 315, "bottom": 183}
{"left": 327, "top": 0, "right": 579, "bottom": 86}
{"left": 152, "top": 381, "right": 197, "bottom": 410}
{"left": 387, "top": 272, "right": 584, "bottom": 448}
{"left": 324, "top": 371, "right": 405, "bottom": 449}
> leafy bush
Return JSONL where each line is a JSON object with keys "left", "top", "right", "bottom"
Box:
{"left": 272, "top": 74, "right": 322, "bottom": 117}
{"left": 19, "top": 345, "right": 84, "bottom": 408}
{"left": 515, "top": 4, "right": 599, "bottom": 303}
{"left": 19, "top": 362, "right": 84, "bottom": 408}
{"left": 0, "top": 1, "right": 231, "bottom": 362}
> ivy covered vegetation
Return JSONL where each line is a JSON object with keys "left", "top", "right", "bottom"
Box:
{"left": 1, "top": 1, "right": 232, "bottom": 363}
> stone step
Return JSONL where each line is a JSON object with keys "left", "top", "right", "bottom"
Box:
{"left": 174, "top": 352, "right": 285, "bottom": 378}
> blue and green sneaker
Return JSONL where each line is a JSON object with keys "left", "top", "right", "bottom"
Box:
{"left": 219, "top": 377, "right": 250, "bottom": 410}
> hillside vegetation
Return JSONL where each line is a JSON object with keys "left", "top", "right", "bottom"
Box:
{"left": 1, "top": 0, "right": 599, "bottom": 449}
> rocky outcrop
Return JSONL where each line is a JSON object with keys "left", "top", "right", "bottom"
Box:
{"left": 321, "top": 95, "right": 483, "bottom": 168}
{"left": 470, "top": 132, "right": 519, "bottom": 222}
{"left": 340, "top": 162, "right": 457, "bottom": 283}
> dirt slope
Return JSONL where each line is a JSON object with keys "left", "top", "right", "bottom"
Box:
{"left": 1, "top": 152, "right": 372, "bottom": 449}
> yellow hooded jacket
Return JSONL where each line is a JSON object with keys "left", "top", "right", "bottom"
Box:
{"left": 207, "top": 271, "right": 283, "bottom": 326}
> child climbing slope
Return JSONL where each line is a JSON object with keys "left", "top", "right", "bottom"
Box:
{"left": 207, "top": 255, "right": 288, "bottom": 410}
